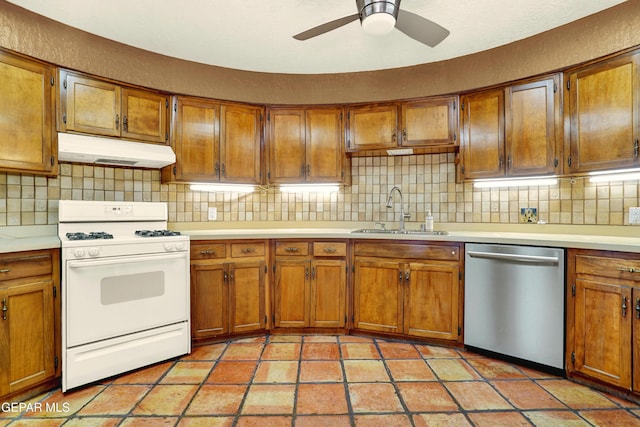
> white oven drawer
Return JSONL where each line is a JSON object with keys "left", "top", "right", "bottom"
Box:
{"left": 65, "top": 252, "right": 189, "bottom": 347}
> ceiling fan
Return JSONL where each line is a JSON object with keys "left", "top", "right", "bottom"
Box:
{"left": 293, "top": 0, "right": 450, "bottom": 47}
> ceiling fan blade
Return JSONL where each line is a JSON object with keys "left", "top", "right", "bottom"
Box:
{"left": 396, "top": 9, "right": 450, "bottom": 47}
{"left": 293, "top": 13, "right": 359, "bottom": 40}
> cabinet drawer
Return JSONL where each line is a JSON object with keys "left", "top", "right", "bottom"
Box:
{"left": 231, "top": 242, "right": 265, "bottom": 258}
{"left": 576, "top": 254, "right": 640, "bottom": 281}
{"left": 313, "top": 242, "right": 347, "bottom": 257}
{"left": 191, "top": 243, "right": 226, "bottom": 260}
{"left": 275, "top": 241, "right": 309, "bottom": 256}
{"left": 355, "top": 242, "right": 459, "bottom": 261}
{"left": 0, "top": 252, "right": 52, "bottom": 283}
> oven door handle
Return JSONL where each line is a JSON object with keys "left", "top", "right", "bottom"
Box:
{"left": 67, "top": 253, "right": 187, "bottom": 268}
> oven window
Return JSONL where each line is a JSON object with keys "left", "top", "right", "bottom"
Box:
{"left": 101, "top": 271, "right": 165, "bottom": 305}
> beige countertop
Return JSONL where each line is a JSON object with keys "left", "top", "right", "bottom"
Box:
{"left": 0, "top": 225, "right": 60, "bottom": 254}
{"left": 2, "top": 222, "right": 640, "bottom": 254}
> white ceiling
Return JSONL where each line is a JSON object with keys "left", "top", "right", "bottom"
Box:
{"left": 6, "top": 0, "right": 629, "bottom": 74}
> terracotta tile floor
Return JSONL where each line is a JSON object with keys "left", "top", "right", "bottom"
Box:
{"left": 3, "top": 334, "right": 640, "bottom": 426}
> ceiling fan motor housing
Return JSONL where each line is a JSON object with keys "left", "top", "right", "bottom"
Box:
{"left": 357, "top": 0, "right": 401, "bottom": 34}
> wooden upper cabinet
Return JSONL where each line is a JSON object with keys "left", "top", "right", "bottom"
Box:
{"left": 505, "top": 75, "right": 562, "bottom": 177}
{"left": 566, "top": 51, "right": 640, "bottom": 173}
{"left": 401, "top": 96, "right": 458, "bottom": 148}
{"left": 121, "top": 88, "right": 169, "bottom": 143}
{"left": 460, "top": 89, "right": 505, "bottom": 179}
{"left": 59, "top": 69, "right": 169, "bottom": 144}
{"left": 268, "top": 107, "right": 345, "bottom": 184}
{"left": 347, "top": 104, "right": 398, "bottom": 151}
{"left": 220, "top": 103, "right": 263, "bottom": 184}
{"left": 0, "top": 49, "right": 57, "bottom": 175}
{"left": 167, "top": 96, "right": 219, "bottom": 182}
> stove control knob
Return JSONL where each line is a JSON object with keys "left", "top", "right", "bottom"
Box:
{"left": 88, "top": 247, "right": 100, "bottom": 257}
{"left": 73, "top": 248, "right": 86, "bottom": 258}
{"left": 175, "top": 241, "right": 185, "bottom": 251}
{"left": 164, "top": 243, "right": 175, "bottom": 252}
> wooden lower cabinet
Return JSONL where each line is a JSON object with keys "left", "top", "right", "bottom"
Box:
{"left": 273, "top": 240, "right": 347, "bottom": 329}
{"left": 567, "top": 249, "right": 640, "bottom": 394}
{"left": 0, "top": 249, "right": 60, "bottom": 401}
{"left": 353, "top": 242, "right": 462, "bottom": 343}
{"left": 190, "top": 241, "right": 267, "bottom": 341}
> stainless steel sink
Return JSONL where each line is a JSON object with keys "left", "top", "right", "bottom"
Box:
{"left": 351, "top": 229, "right": 448, "bottom": 236}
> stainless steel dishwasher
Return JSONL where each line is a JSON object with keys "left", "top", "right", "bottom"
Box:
{"left": 464, "top": 243, "right": 565, "bottom": 372}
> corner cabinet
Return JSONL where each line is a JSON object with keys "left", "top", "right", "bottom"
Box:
{"left": 267, "top": 107, "right": 347, "bottom": 184}
{"left": 58, "top": 69, "right": 170, "bottom": 144}
{"left": 190, "top": 240, "right": 267, "bottom": 342}
{"left": 565, "top": 51, "right": 640, "bottom": 173}
{"left": 0, "top": 249, "right": 60, "bottom": 401}
{"left": 163, "top": 97, "right": 263, "bottom": 184}
{"left": 0, "top": 49, "right": 57, "bottom": 176}
{"left": 566, "top": 249, "right": 640, "bottom": 394}
{"left": 273, "top": 240, "right": 348, "bottom": 329}
{"left": 459, "top": 74, "right": 562, "bottom": 180}
{"left": 352, "top": 241, "right": 462, "bottom": 343}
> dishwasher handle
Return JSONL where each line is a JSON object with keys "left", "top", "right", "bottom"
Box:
{"left": 467, "top": 250, "right": 559, "bottom": 265}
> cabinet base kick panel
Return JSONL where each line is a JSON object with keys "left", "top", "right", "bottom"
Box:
{"left": 63, "top": 322, "right": 190, "bottom": 392}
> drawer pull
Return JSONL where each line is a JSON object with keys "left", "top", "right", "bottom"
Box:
{"left": 200, "top": 250, "right": 216, "bottom": 255}
{"left": 241, "top": 247, "right": 256, "bottom": 254}
{"left": 285, "top": 247, "right": 300, "bottom": 252}
{"left": 323, "top": 248, "right": 337, "bottom": 253}
{"left": 0, "top": 268, "right": 10, "bottom": 273}
{"left": 617, "top": 267, "right": 640, "bottom": 273}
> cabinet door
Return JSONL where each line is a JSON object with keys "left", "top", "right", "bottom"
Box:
{"left": 401, "top": 97, "right": 457, "bottom": 148}
{"left": 310, "top": 260, "right": 346, "bottom": 328}
{"left": 633, "top": 288, "right": 640, "bottom": 393}
{"left": 506, "top": 76, "right": 561, "bottom": 176}
{"left": 63, "top": 73, "right": 121, "bottom": 137}
{"left": 306, "top": 108, "right": 344, "bottom": 183}
{"left": 404, "top": 262, "right": 459, "bottom": 341}
{"left": 353, "top": 259, "right": 403, "bottom": 333}
{"left": 460, "top": 89, "right": 505, "bottom": 179}
{"left": 0, "top": 281, "right": 55, "bottom": 396}
{"left": 229, "top": 261, "right": 265, "bottom": 333}
{"left": 172, "top": 97, "right": 220, "bottom": 182}
{"left": 567, "top": 52, "right": 640, "bottom": 173}
{"left": 274, "top": 260, "right": 310, "bottom": 327}
{"left": 268, "top": 109, "right": 306, "bottom": 183}
{"left": 220, "top": 104, "right": 262, "bottom": 184}
{"left": 0, "top": 50, "right": 56, "bottom": 175}
{"left": 190, "top": 263, "right": 228, "bottom": 339}
{"left": 573, "top": 278, "right": 631, "bottom": 389}
{"left": 347, "top": 104, "right": 398, "bottom": 151}
{"left": 121, "top": 88, "right": 168, "bottom": 144}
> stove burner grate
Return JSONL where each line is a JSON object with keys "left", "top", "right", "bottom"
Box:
{"left": 135, "top": 230, "right": 182, "bottom": 238}
{"left": 66, "top": 232, "right": 114, "bottom": 240}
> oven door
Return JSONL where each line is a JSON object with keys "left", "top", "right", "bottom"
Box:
{"left": 65, "top": 252, "right": 189, "bottom": 347}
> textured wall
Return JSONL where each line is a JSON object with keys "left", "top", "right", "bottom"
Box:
{"left": 0, "top": 0, "right": 639, "bottom": 104}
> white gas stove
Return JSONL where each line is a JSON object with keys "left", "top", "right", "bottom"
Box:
{"left": 58, "top": 200, "right": 191, "bottom": 392}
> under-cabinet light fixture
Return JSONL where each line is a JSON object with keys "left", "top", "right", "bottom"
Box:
{"left": 190, "top": 183, "right": 256, "bottom": 193}
{"left": 279, "top": 184, "right": 340, "bottom": 194}
{"left": 588, "top": 168, "right": 640, "bottom": 183}
{"left": 473, "top": 176, "right": 558, "bottom": 189}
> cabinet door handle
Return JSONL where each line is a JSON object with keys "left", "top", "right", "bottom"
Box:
{"left": 305, "top": 267, "right": 309, "bottom": 279}
{"left": 392, "top": 128, "right": 397, "bottom": 142}
{"left": 399, "top": 271, "right": 403, "bottom": 283}
{"left": 634, "top": 139, "right": 639, "bottom": 158}
{"left": 622, "top": 296, "right": 628, "bottom": 317}
{"left": 405, "top": 270, "right": 410, "bottom": 284}
{"left": 636, "top": 298, "right": 640, "bottom": 319}
{"left": 123, "top": 115, "right": 128, "bottom": 132}
{"left": 1, "top": 298, "right": 6, "bottom": 320}
{"left": 115, "top": 114, "right": 120, "bottom": 130}
{"left": 402, "top": 128, "right": 407, "bottom": 142}
{"left": 0, "top": 268, "right": 10, "bottom": 273}
{"left": 311, "top": 267, "right": 315, "bottom": 280}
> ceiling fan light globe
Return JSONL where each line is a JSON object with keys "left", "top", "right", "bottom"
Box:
{"left": 362, "top": 13, "right": 396, "bottom": 35}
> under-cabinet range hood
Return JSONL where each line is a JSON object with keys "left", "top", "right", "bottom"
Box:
{"left": 58, "top": 132, "right": 176, "bottom": 169}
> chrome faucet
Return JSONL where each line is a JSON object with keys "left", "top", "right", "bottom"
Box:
{"left": 386, "top": 186, "right": 410, "bottom": 231}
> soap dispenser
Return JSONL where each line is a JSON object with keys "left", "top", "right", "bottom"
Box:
{"left": 425, "top": 210, "right": 434, "bottom": 232}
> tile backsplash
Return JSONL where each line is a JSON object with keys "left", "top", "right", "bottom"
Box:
{"left": 0, "top": 154, "right": 638, "bottom": 227}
